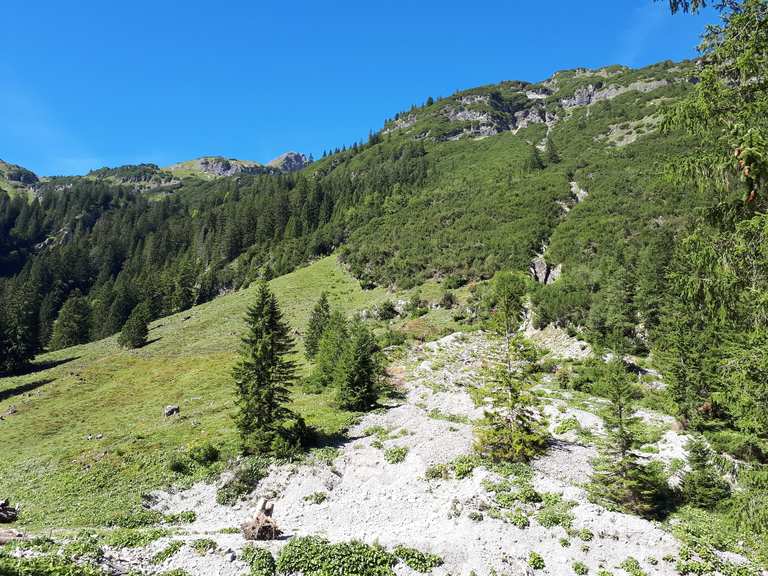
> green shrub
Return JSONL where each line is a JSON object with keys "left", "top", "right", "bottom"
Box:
{"left": 573, "top": 560, "right": 589, "bottom": 575}
{"left": 241, "top": 545, "right": 276, "bottom": 576}
{"left": 189, "top": 442, "right": 220, "bottom": 466}
{"left": 451, "top": 455, "right": 480, "bottom": 479}
{"left": 529, "top": 551, "right": 545, "bottom": 570}
{"left": 304, "top": 492, "right": 328, "bottom": 504}
{"left": 468, "top": 511, "right": 483, "bottom": 522}
{"left": 107, "top": 508, "right": 163, "bottom": 528}
{"left": 384, "top": 446, "right": 409, "bottom": 464}
{"left": 392, "top": 545, "right": 444, "bottom": 572}
{"left": 508, "top": 510, "right": 530, "bottom": 528}
{"left": 619, "top": 557, "right": 646, "bottom": 576}
{"left": 578, "top": 528, "right": 594, "bottom": 541}
{"left": 276, "top": 536, "right": 396, "bottom": 576}
{"left": 105, "top": 528, "right": 169, "bottom": 548}
{"left": 192, "top": 538, "right": 217, "bottom": 555}
{"left": 424, "top": 463, "right": 450, "bottom": 480}
{"left": 559, "top": 538, "right": 571, "bottom": 547}
{"left": 152, "top": 541, "right": 183, "bottom": 564}
{"left": 164, "top": 510, "right": 197, "bottom": 524}
{"left": 376, "top": 300, "right": 399, "bottom": 320}
{"left": 555, "top": 416, "right": 581, "bottom": 435}
{"left": 535, "top": 493, "right": 575, "bottom": 529}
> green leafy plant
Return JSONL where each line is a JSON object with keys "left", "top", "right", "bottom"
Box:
{"left": 384, "top": 446, "right": 409, "bottom": 464}
{"left": 528, "top": 551, "right": 545, "bottom": 570}
{"left": 392, "top": 546, "right": 443, "bottom": 573}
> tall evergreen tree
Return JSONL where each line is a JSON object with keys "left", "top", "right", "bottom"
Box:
{"left": 50, "top": 290, "right": 92, "bottom": 350}
{"left": 308, "top": 311, "right": 349, "bottom": 389}
{"left": 118, "top": 302, "right": 150, "bottom": 349}
{"left": 233, "top": 282, "right": 306, "bottom": 455}
{"left": 490, "top": 271, "right": 527, "bottom": 371}
{"left": 475, "top": 338, "right": 549, "bottom": 463}
{"left": 589, "top": 360, "right": 669, "bottom": 518}
{"left": 334, "top": 321, "right": 380, "bottom": 410}
{"left": 304, "top": 292, "right": 331, "bottom": 359}
{"left": 681, "top": 436, "right": 731, "bottom": 507}
{"left": 544, "top": 136, "right": 560, "bottom": 164}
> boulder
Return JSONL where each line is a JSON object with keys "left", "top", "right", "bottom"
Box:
{"left": 0, "top": 500, "right": 18, "bottom": 523}
{"left": 164, "top": 405, "right": 180, "bottom": 417}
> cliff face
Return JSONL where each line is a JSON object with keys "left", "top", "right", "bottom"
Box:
{"left": 268, "top": 151, "right": 311, "bottom": 172}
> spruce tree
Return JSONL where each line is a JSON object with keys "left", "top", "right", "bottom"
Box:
{"left": 475, "top": 338, "right": 548, "bottom": 462}
{"left": 308, "top": 311, "right": 349, "bottom": 390}
{"left": 491, "top": 271, "right": 527, "bottom": 371}
{"left": 118, "top": 302, "right": 150, "bottom": 349}
{"left": 304, "top": 292, "right": 330, "bottom": 359}
{"left": 544, "top": 136, "right": 560, "bottom": 164}
{"left": 233, "top": 282, "right": 305, "bottom": 455}
{"left": 681, "top": 436, "right": 730, "bottom": 507}
{"left": 334, "top": 321, "right": 380, "bottom": 410}
{"left": 589, "top": 360, "right": 669, "bottom": 518}
{"left": 50, "top": 290, "right": 91, "bottom": 350}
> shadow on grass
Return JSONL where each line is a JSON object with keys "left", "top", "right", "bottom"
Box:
{"left": 0, "top": 378, "right": 55, "bottom": 402}
{"left": 0, "top": 355, "right": 79, "bottom": 378}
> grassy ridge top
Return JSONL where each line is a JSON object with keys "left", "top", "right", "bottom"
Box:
{"left": 0, "top": 255, "right": 390, "bottom": 529}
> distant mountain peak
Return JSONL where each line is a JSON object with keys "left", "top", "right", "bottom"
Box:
{"left": 268, "top": 151, "right": 311, "bottom": 172}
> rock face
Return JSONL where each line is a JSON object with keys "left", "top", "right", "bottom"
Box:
{"left": 268, "top": 152, "right": 310, "bottom": 172}
{"left": 530, "top": 256, "right": 561, "bottom": 284}
{"left": 560, "top": 79, "right": 670, "bottom": 109}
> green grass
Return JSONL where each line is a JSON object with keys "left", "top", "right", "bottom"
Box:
{"left": 0, "top": 255, "right": 390, "bottom": 529}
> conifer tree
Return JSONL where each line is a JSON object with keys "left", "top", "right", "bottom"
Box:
{"left": 50, "top": 290, "right": 91, "bottom": 350}
{"left": 233, "top": 282, "right": 306, "bottom": 455}
{"left": 544, "top": 136, "right": 560, "bottom": 164}
{"left": 334, "top": 321, "right": 380, "bottom": 410}
{"left": 681, "top": 436, "right": 731, "bottom": 507}
{"left": 308, "top": 311, "right": 349, "bottom": 389}
{"left": 490, "top": 271, "right": 527, "bottom": 371}
{"left": 589, "top": 360, "right": 669, "bottom": 518}
{"left": 118, "top": 302, "right": 150, "bottom": 349}
{"left": 475, "top": 337, "right": 548, "bottom": 462}
{"left": 524, "top": 146, "right": 544, "bottom": 172}
{"left": 304, "top": 292, "right": 331, "bottom": 359}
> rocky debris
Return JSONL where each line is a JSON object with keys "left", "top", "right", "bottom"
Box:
{"left": 530, "top": 255, "right": 561, "bottom": 285}
{"left": 268, "top": 151, "right": 311, "bottom": 173}
{"left": 570, "top": 180, "right": 589, "bottom": 202}
{"left": 383, "top": 114, "right": 417, "bottom": 134}
{"left": 3, "top": 405, "right": 18, "bottom": 417}
{"left": 164, "top": 405, "right": 180, "bottom": 417}
{"left": 0, "top": 500, "right": 19, "bottom": 523}
{"left": 0, "top": 529, "right": 24, "bottom": 545}
{"left": 513, "top": 106, "right": 557, "bottom": 130}
{"left": 560, "top": 79, "right": 670, "bottom": 109}
{"left": 131, "top": 332, "right": 699, "bottom": 575}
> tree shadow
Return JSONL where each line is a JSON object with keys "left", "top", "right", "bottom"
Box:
{"left": 306, "top": 428, "right": 348, "bottom": 450}
{"left": 0, "top": 378, "right": 55, "bottom": 402}
{"left": 0, "top": 356, "right": 79, "bottom": 378}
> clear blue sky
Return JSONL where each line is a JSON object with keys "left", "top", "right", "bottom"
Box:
{"left": 0, "top": 0, "right": 717, "bottom": 176}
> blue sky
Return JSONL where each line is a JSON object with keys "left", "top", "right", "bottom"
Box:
{"left": 0, "top": 1, "right": 717, "bottom": 176}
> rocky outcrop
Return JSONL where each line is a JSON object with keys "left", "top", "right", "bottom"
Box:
{"left": 268, "top": 151, "right": 310, "bottom": 173}
{"left": 560, "top": 79, "right": 670, "bottom": 109}
{"left": 530, "top": 256, "right": 561, "bottom": 284}
{"left": 196, "top": 157, "right": 268, "bottom": 177}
